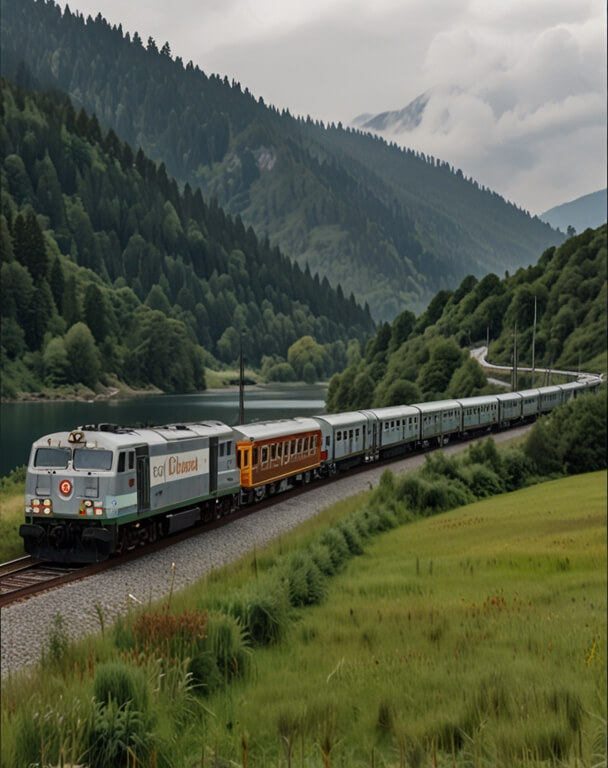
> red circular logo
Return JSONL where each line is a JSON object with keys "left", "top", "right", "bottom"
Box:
{"left": 59, "top": 479, "right": 73, "bottom": 496}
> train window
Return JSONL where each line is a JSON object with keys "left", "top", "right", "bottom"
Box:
{"left": 34, "top": 447, "right": 71, "bottom": 468}
{"left": 128, "top": 452, "right": 134, "bottom": 470}
{"left": 118, "top": 452, "right": 126, "bottom": 472}
{"left": 355, "top": 428, "right": 360, "bottom": 439}
{"left": 271, "top": 444, "right": 276, "bottom": 460}
{"left": 220, "top": 443, "right": 225, "bottom": 457}
{"left": 277, "top": 442, "right": 282, "bottom": 458}
{"left": 390, "top": 421, "right": 394, "bottom": 428}
{"left": 408, "top": 418, "right": 412, "bottom": 425}
{"left": 226, "top": 441, "right": 232, "bottom": 454}
{"left": 73, "top": 449, "right": 113, "bottom": 471}
{"left": 313, "top": 435, "right": 318, "bottom": 449}
{"left": 291, "top": 440, "right": 296, "bottom": 454}
{"left": 261, "top": 446, "right": 268, "bottom": 464}
{"left": 304, "top": 437, "right": 309, "bottom": 452}
{"left": 253, "top": 447, "right": 258, "bottom": 466}
{"left": 348, "top": 430, "right": 353, "bottom": 440}
{"left": 337, "top": 431, "right": 341, "bottom": 441}
{"left": 325, "top": 436, "right": 330, "bottom": 447}
{"left": 297, "top": 439, "right": 302, "bottom": 454}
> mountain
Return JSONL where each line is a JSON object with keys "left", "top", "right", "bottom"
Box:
{"left": 352, "top": 90, "right": 433, "bottom": 134}
{"left": 539, "top": 189, "right": 607, "bottom": 234}
{"left": 0, "top": 0, "right": 563, "bottom": 322}
{"left": 0, "top": 79, "right": 374, "bottom": 398}
{"left": 326, "top": 225, "right": 607, "bottom": 413}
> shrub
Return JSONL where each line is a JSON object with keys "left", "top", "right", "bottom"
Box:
{"left": 87, "top": 699, "right": 149, "bottom": 768}
{"left": 319, "top": 527, "right": 351, "bottom": 571}
{"left": 337, "top": 519, "right": 364, "bottom": 555}
{"left": 308, "top": 541, "right": 337, "bottom": 577}
{"left": 93, "top": 660, "right": 149, "bottom": 713}
{"left": 501, "top": 448, "right": 533, "bottom": 491}
{"left": 466, "top": 437, "right": 502, "bottom": 475}
{"left": 396, "top": 475, "right": 425, "bottom": 509}
{"left": 206, "top": 611, "right": 251, "bottom": 681}
{"left": 286, "top": 552, "right": 328, "bottom": 607}
{"left": 231, "top": 579, "right": 291, "bottom": 646}
{"left": 458, "top": 462, "right": 505, "bottom": 498}
{"left": 420, "top": 477, "right": 472, "bottom": 514}
{"left": 188, "top": 652, "right": 222, "bottom": 696}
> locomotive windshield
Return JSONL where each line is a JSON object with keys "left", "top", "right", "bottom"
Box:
{"left": 73, "top": 449, "right": 113, "bottom": 471}
{"left": 34, "top": 447, "right": 71, "bottom": 468}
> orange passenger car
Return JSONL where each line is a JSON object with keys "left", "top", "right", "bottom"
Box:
{"left": 233, "top": 418, "right": 321, "bottom": 492}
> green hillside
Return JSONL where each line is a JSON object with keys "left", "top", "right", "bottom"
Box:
{"left": 1, "top": 0, "right": 563, "bottom": 320}
{"left": 326, "top": 225, "right": 607, "bottom": 411}
{"left": 0, "top": 79, "right": 374, "bottom": 398}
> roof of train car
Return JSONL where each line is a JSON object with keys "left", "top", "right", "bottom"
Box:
{"left": 33, "top": 421, "right": 233, "bottom": 450}
{"left": 494, "top": 392, "right": 523, "bottom": 401}
{"left": 362, "top": 405, "right": 420, "bottom": 420}
{"left": 537, "top": 385, "right": 562, "bottom": 395}
{"left": 410, "top": 399, "right": 461, "bottom": 413}
{"left": 517, "top": 389, "right": 541, "bottom": 398}
{"left": 559, "top": 381, "right": 587, "bottom": 390}
{"left": 455, "top": 395, "right": 499, "bottom": 407}
{"left": 313, "top": 412, "right": 372, "bottom": 428}
{"left": 232, "top": 417, "right": 320, "bottom": 442}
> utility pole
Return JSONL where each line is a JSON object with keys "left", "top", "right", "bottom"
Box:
{"left": 238, "top": 331, "right": 245, "bottom": 425}
{"left": 531, "top": 295, "right": 537, "bottom": 387}
{"left": 513, "top": 323, "right": 518, "bottom": 391}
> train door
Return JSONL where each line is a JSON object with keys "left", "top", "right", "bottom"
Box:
{"left": 209, "top": 437, "right": 218, "bottom": 494}
{"left": 136, "top": 446, "right": 150, "bottom": 514}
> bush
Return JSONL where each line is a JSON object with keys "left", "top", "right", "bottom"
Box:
{"left": 188, "top": 652, "right": 222, "bottom": 696}
{"left": 501, "top": 448, "right": 533, "bottom": 491}
{"left": 286, "top": 551, "right": 328, "bottom": 607}
{"left": 396, "top": 475, "right": 425, "bottom": 509}
{"left": 231, "top": 579, "right": 291, "bottom": 646}
{"left": 308, "top": 541, "right": 337, "bottom": 577}
{"left": 206, "top": 611, "right": 251, "bottom": 681}
{"left": 458, "top": 462, "right": 505, "bottom": 498}
{"left": 319, "top": 527, "right": 351, "bottom": 571}
{"left": 337, "top": 519, "right": 364, "bottom": 555}
{"left": 87, "top": 699, "right": 149, "bottom": 768}
{"left": 420, "top": 477, "right": 473, "bottom": 514}
{"left": 93, "top": 660, "right": 149, "bottom": 713}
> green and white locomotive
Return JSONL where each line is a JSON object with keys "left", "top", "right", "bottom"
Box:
{"left": 20, "top": 421, "right": 240, "bottom": 563}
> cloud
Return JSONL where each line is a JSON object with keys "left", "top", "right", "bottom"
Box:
{"left": 67, "top": 0, "right": 606, "bottom": 212}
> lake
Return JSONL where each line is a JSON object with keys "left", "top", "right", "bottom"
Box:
{"left": 0, "top": 384, "right": 328, "bottom": 478}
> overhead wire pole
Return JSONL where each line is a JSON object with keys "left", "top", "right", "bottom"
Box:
{"left": 239, "top": 331, "right": 245, "bottom": 425}
{"left": 513, "top": 323, "right": 518, "bottom": 391}
{"left": 531, "top": 295, "right": 537, "bottom": 386}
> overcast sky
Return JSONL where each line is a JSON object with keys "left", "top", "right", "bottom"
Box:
{"left": 68, "top": 0, "right": 606, "bottom": 214}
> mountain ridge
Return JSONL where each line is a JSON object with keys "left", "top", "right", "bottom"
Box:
{"left": 1, "top": 0, "right": 563, "bottom": 321}
{"left": 539, "top": 188, "right": 607, "bottom": 234}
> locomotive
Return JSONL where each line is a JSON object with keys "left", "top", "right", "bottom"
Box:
{"left": 20, "top": 378, "right": 600, "bottom": 563}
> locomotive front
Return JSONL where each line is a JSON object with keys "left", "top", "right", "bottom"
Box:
{"left": 20, "top": 427, "right": 128, "bottom": 563}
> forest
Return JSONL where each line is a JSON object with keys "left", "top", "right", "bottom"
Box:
{"left": 326, "top": 225, "right": 607, "bottom": 412}
{"left": 1, "top": 0, "right": 562, "bottom": 320}
{"left": 0, "top": 79, "right": 375, "bottom": 398}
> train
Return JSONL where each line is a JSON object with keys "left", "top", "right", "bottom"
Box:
{"left": 20, "top": 378, "right": 601, "bottom": 563}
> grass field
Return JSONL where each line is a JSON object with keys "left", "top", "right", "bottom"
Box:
{"left": 197, "top": 472, "right": 607, "bottom": 766}
{"left": 2, "top": 472, "right": 605, "bottom": 767}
